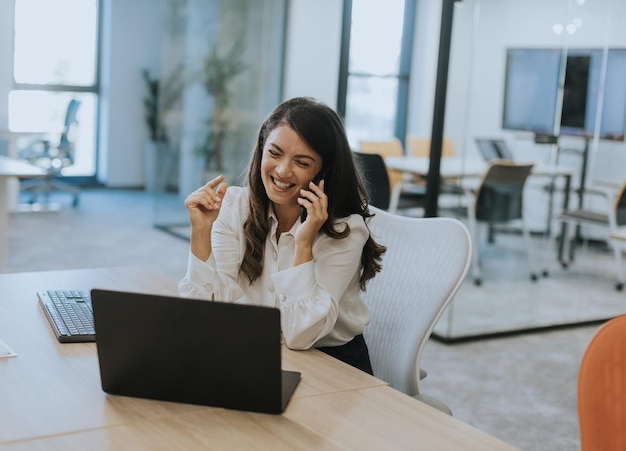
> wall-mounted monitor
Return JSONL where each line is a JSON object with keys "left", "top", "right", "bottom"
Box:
{"left": 502, "top": 48, "right": 626, "bottom": 141}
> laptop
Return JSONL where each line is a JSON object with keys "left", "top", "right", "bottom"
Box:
{"left": 475, "top": 138, "right": 514, "bottom": 161}
{"left": 90, "top": 289, "right": 301, "bottom": 414}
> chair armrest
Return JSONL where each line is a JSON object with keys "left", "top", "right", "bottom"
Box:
{"left": 572, "top": 186, "right": 615, "bottom": 200}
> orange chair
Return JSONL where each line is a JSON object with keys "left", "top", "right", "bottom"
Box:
{"left": 577, "top": 314, "right": 626, "bottom": 451}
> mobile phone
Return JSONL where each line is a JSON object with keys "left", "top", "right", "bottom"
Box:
{"left": 300, "top": 167, "right": 328, "bottom": 222}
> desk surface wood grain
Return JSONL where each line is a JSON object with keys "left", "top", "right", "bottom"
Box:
{"left": 0, "top": 266, "right": 518, "bottom": 450}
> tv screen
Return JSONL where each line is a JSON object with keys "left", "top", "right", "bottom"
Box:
{"left": 502, "top": 48, "right": 626, "bottom": 141}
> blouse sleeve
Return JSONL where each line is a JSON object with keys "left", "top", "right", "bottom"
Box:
{"left": 272, "top": 215, "right": 369, "bottom": 350}
{"left": 178, "top": 187, "right": 246, "bottom": 301}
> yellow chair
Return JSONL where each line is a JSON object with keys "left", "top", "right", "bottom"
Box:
{"left": 577, "top": 314, "right": 626, "bottom": 451}
{"left": 406, "top": 136, "right": 455, "bottom": 158}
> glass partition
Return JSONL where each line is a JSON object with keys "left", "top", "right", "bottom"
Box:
{"left": 433, "top": 0, "right": 626, "bottom": 341}
{"left": 151, "top": 0, "right": 287, "bottom": 239}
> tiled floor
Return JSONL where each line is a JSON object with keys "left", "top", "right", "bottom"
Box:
{"left": 434, "top": 231, "right": 625, "bottom": 341}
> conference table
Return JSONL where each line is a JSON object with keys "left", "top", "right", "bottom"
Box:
{"left": 0, "top": 155, "right": 45, "bottom": 272}
{"left": 385, "top": 156, "right": 573, "bottom": 260}
{"left": 0, "top": 266, "right": 519, "bottom": 450}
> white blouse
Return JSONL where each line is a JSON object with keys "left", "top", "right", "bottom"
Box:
{"left": 178, "top": 186, "right": 370, "bottom": 349}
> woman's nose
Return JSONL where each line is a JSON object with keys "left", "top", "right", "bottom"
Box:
{"left": 276, "top": 161, "right": 292, "bottom": 177}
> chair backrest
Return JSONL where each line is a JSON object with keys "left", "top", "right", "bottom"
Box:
{"left": 358, "top": 138, "right": 404, "bottom": 191}
{"left": 475, "top": 138, "right": 514, "bottom": 161}
{"left": 474, "top": 160, "right": 534, "bottom": 222}
{"left": 58, "top": 99, "right": 81, "bottom": 160}
{"left": 406, "top": 136, "right": 455, "bottom": 158}
{"left": 577, "top": 314, "right": 626, "bottom": 451}
{"left": 353, "top": 152, "right": 391, "bottom": 210}
{"left": 362, "top": 207, "right": 472, "bottom": 395}
{"left": 614, "top": 179, "right": 626, "bottom": 226}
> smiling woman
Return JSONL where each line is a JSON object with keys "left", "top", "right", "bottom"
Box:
{"left": 178, "top": 97, "right": 387, "bottom": 375}
{"left": 260, "top": 125, "right": 324, "bottom": 230}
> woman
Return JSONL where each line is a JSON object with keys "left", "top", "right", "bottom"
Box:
{"left": 178, "top": 97, "right": 385, "bottom": 374}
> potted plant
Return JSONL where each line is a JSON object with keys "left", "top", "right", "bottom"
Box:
{"left": 141, "top": 66, "right": 186, "bottom": 192}
{"left": 194, "top": 40, "right": 246, "bottom": 172}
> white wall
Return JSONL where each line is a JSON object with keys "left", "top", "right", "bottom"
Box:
{"left": 282, "top": 0, "right": 344, "bottom": 107}
{"left": 99, "top": 0, "right": 163, "bottom": 187}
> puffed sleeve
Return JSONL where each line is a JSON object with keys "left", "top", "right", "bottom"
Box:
{"left": 178, "top": 187, "right": 247, "bottom": 302}
{"left": 272, "top": 215, "right": 369, "bottom": 349}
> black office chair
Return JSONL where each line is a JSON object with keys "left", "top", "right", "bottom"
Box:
{"left": 353, "top": 151, "right": 426, "bottom": 213}
{"left": 460, "top": 160, "right": 538, "bottom": 285}
{"left": 353, "top": 151, "right": 392, "bottom": 210}
{"left": 19, "top": 99, "right": 81, "bottom": 207}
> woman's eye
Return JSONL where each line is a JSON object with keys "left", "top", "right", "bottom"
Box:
{"left": 296, "top": 160, "right": 310, "bottom": 168}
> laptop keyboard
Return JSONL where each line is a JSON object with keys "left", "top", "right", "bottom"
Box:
{"left": 38, "top": 290, "right": 95, "bottom": 343}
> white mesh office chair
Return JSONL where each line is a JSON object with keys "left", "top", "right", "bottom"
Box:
{"left": 19, "top": 99, "right": 81, "bottom": 207}
{"left": 363, "top": 207, "right": 472, "bottom": 415}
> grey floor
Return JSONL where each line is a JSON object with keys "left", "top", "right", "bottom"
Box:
{"left": 7, "top": 188, "right": 626, "bottom": 451}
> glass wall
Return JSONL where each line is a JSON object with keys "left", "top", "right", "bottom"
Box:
{"left": 151, "top": 0, "right": 287, "bottom": 237}
{"left": 432, "top": 0, "right": 626, "bottom": 341}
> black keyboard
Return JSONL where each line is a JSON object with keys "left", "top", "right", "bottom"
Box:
{"left": 38, "top": 290, "right": 95, "bottom": 343}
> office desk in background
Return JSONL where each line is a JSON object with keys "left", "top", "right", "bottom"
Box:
{"left": 0, "top": 131, "right": 43, "bottom": 209}
{"left": 385, "top": 156, "right": 572, "bottom": 194}
{"left": 385, "top": 156, "right": 573, "bottom": 259}
{"left": 0, "top": 155, "right": 45, "bottom": 272}
{"left": 0, "top": 266, "right": 518, "bottom": 450}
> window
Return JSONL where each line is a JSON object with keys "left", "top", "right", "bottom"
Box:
{"left": 338, "top": 0, "right": 415, "bottom": 149}
{"left": 10, "top": 0, "right": 100, "bottom": 180}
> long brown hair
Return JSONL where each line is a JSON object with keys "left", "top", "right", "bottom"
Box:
{"left": 240, "top": 97, "right": 385, "bottom": 290}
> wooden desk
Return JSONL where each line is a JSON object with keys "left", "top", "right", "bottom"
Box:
{"left": 0, "top": 155, "right": 45, "bottom": 272}
{"left": 0, "top": 267, "right": 518, "bottom": 450}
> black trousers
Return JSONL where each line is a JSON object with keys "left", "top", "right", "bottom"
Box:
{"left": 317, "top": 334, "right": 374, "bottom": 375}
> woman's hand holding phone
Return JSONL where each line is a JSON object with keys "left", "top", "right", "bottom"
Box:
{"left": 297, "top": 179, "right": 328, "bottom": 240}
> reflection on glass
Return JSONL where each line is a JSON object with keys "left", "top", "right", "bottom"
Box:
{"left": 152, "top": 0, "right": 287, "bottom": 237}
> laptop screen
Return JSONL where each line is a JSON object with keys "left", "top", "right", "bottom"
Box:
{"left": 91, "top": 289, "right": 300, "bottom": 414}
